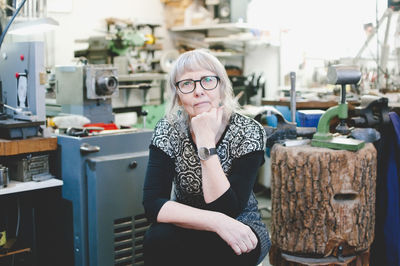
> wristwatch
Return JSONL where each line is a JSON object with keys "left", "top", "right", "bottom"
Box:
{"left": 198, "top": 147, "right": 217, "bottom": 160}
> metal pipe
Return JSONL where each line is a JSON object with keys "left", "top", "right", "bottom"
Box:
{"left": 341, "top": 84, "right": 346, "bottom": 104}
{"left": 290, "top": 72, "right": 296, "bottom": 123}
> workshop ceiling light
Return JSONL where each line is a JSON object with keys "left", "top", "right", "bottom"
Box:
{"left": 9, "top": 17, "right": 59, "bottom": 35}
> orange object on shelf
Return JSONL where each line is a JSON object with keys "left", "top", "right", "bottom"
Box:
{"left": 83, "top": 123, "right": 119, "bottom": 132}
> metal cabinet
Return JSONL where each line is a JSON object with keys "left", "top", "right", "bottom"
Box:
{"left": 58, "top": 130, "right": 153, "bottom": 266}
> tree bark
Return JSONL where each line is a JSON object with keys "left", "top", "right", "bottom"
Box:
{"left": 270, "top": 143, "right": 377, "bottom": 256}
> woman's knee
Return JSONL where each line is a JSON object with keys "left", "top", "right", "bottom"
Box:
{"left": 144, "top": 223, "right": 181, "bottom": 250}
{"left": 144, "top": 223, "right": 188, "bottom": 265}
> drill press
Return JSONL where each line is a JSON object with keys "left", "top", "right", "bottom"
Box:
{"left": 311, "top": 65, "right": 365, "bottom": 151}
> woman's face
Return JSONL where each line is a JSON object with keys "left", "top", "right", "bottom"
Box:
{"left": 176, "top": 69, "right": 222, "bottom": 119}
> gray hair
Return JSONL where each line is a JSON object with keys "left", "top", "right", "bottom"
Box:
{"left": 165, "top": 49, "right": 239, "bottom": 128}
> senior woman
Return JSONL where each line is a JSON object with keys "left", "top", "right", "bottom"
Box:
{"left": 142, "top": 49, "right": 270, "bottom": 266}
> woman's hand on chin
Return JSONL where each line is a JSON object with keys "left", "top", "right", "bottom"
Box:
{"left": 191, "top": 106, "right": 224, "bottom": 146}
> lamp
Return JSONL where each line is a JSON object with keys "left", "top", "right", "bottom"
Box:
{"left": 0, "top": 0, "right": 59, "bottom": 46}
{"left": 8, "top": 17, "right": 59, "bottom": 35}
{"left": 0, "top": 0, "right": 27, "bottom": 48}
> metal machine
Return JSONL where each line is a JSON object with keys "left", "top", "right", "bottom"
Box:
{"left": 311, "top": 65, "right": 365, "bottom": 151}
{"left": 55, "top": 59, "right": 153, "bottom": 266}
{"left": 58, "top": 130, "right": 153, "bottom": 266}
{"left": 205, "top": 0, "right": 248, "bottom": 23}
{"left": 0, "top": 41, "right": 46, "bottom": 138}
{"left": 74, "top": 37, "right": 111, "bottom": 65}
{"left": 55, "top": 64, "right": 119, "bottom": 123}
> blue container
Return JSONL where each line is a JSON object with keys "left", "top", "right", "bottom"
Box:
{"left": 297, "top": 110, "right": 325, "bottom": 127}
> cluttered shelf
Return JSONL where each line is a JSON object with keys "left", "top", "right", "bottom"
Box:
{"left": 0, "top": 136, "right": 63, "bottom": 264}
{"left": 169, "top": 22, "right": 257, "bottom": 32}
{"left": 0, "top": 136, "right": 62, "bottom": 194}
{"left": 169, "top": 22, "right": 273, "bottom": 46}
{"left": 169, "top": 22, "right": 275, "bottom": 64}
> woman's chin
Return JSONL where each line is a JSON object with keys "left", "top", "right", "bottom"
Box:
{"left": 193, "top": 105, "right": 211, "bottom": 115}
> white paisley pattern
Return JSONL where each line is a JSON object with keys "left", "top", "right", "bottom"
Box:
{"left": 151, "top": 112, "right": 271, "bottom": 263}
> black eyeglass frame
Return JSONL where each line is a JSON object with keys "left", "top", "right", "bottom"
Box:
{"left": 175, "top": 76, "right": 220, "bottom": 94}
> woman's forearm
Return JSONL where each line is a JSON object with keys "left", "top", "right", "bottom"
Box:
{"left": 200, "top": 156, "right": 230, "bottom": 203}
{"left": 157, "top": 200, "right": 223, "bottom": 231}
{"left": 157, "top": 200, "right": 258, "bottom": 255}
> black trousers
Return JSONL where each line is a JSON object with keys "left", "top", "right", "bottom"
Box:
{"left": 143, "top": 223, "right": 261, "bottom": 266}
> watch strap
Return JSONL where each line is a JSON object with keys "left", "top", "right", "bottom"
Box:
{"left": 209, "top": 148, "right": 217, "bottom": 156}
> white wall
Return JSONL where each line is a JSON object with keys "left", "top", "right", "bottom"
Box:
{"left": 47, "top": 0, "right": 167, "bottom": 65}
{"left": 245, "top": 0, "right": 388, "bottom": 97}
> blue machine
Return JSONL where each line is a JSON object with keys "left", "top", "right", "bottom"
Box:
{"left": 58, "top": 130, "right": 153, "bottom": 266}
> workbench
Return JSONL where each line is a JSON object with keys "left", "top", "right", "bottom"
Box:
{"left": 261, "top": 99, "right": 361, "bottom": 110}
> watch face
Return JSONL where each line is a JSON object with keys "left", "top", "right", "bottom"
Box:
{"left": 198, "top": 147, "right": 210, "bottom": 160}
{"left": 198, "top": 147, "right": 217, "bottom": 160}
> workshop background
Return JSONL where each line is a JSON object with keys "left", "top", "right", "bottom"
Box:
{"left": 0, "top": 0, "right": 399, "bottom": 266}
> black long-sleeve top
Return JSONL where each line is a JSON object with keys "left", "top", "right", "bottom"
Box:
{"left": 142, "top": 112, "right": 271, "bottom": 264}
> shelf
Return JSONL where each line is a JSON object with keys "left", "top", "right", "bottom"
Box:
{"left": 169, "top": 22, "right": 277, "bottom": 74}
{"left": 0, "top": 179, "right": 63, "bottom": 196}
{"left": 169, "top": 22, "right": 259, "bottom": 32}
{"left": 170, "top": 23, "right": 275, "bottom": 53}
{"left": 118, "top": 73, "right": 168, "bottom": 82}
{"left": 205, "top": 35, "right": 250, "bottom": 43}
{"left": 211, "top": 51, "right": 244, "bottom": 57}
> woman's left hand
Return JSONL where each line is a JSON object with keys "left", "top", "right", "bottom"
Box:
{"left": 214, "top": 213, "right": 258, "bottom": 256}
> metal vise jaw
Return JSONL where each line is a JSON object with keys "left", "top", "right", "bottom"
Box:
{"left": 349, "top": 95, "right": 390, "bottom": 128}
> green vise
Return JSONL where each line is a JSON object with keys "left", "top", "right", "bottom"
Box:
{"left": 311, "top": 65, "right": 365, "bottom": 151}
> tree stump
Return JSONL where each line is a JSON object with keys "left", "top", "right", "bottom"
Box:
{"left": 270, "top": 143, "right": 377, "bottom": 258}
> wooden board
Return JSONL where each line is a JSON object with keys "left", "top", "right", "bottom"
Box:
{"left": 0, "top": 248, "right": 31, "bottom": 258}
{"left": 0, "top": 137, "right": 57, "bottom": 156}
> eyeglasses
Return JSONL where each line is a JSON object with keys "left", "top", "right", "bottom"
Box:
{"left": 175, "top": 76, "right": 220, "bottom": 94}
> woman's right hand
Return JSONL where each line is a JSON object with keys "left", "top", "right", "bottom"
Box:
{"left": 191, "top": 106, "right": 224, "bottom": 147}
{"left": 214, "top": 213, "right": 258, "bottom": 255}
